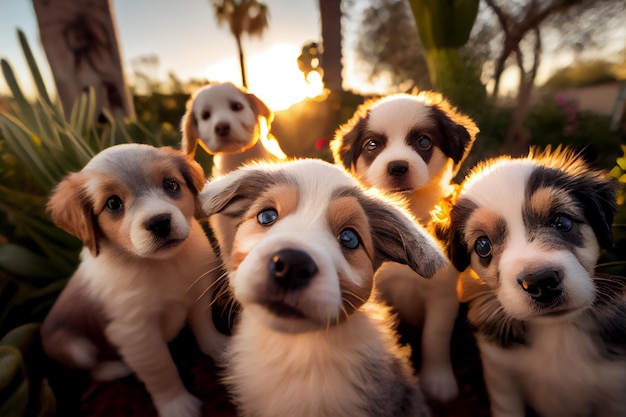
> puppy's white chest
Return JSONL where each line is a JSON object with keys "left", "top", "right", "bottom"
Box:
{"left": 481, "top": 322, "right": 626, "bottom": 416}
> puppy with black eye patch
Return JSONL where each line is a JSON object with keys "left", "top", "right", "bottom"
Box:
{"left": 41, "top": 144, "right": 228, "bottom": 417}
{"left": 331, "top": 90, "right": 479, "bottom": 401}
{"left": 180, "top": 82, "right": 286, "bottom": 177}
{"left": 199, "top": 159, "right": 447, "bottom": 417}
{"left": 445, "top": 147, "right": 626, "bottom": 417}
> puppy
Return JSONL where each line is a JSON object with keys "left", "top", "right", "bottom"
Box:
{"left": 180, "top": 82, "right": 286, "bottom": 177}
{"left": 41, "top": 144, "right": 227, "bottom": 417}
{"left": 331, "top": 91, "right": 479, "bottom": 401}
{"left": 199, "top": 159, "right": 447, "bottom": 417}
{"left": 446, "top": 147, "right": 625, "bottom": 417}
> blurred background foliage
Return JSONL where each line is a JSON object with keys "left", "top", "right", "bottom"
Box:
{"left": 0, "top": 0, "right": 625, "bottom": 414}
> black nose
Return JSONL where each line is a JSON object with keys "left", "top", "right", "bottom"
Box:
{"left": 146, "top": 214, "right": 171, "bottom": 238}
{"left": 269, "top": 249, "right": 318, "bottom": 291}
{"left": 388, "top": 160, "right": 409, "bottom": 177}
{"left": 215, "top": 122, "right": 230, "bottom": 137}
{"left": 517, "top": 270, "right": 563, "bottom": 303}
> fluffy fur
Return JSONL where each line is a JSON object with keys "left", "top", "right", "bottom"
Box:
{"left": 180, "top": 82, "right": 286, "bottom": 177}
{"left": 331, "top": 91, "right": 479, "bottom": 401}
{"left": 41, "top": 144, "right": 227, "bottom": 417}
{"left": 199, "top": 159, "right": 447, "bottom": 417}
{"left": 446, "top": 147, "right": 626, "bottom": 417}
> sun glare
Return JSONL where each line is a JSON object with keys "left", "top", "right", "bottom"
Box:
{"left": 204, "top": 43, "right": 324, "bottom": 111}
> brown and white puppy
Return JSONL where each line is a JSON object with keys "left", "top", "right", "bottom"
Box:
{"left": 331, "top": 91, "right": 479, "bottom": 401}
{"left": 199, "top": 159, "right": 446, "bottom": 417}
{"left": 181, "top": 82, "right": 286, "bottom": 177}
{"left": 41, "top": 144, "right": 227, "bottom": 417}
{"left": 446, "top": 148, "right": 625, "bottom": 417}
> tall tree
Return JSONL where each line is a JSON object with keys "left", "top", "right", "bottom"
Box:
{"left": 318, "top": 0, "right": 343, "bottom": 92}
{"left": 348, "top": 0, "right": 431, "bottom": 93}
{"left": 32, "top": 0, "right": 135, "bottom": 120}
{"left": 213, "top": 0, "right": 270, "bottom": 88}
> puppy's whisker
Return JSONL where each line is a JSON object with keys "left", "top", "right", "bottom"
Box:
{"left": 341, "top": 297, "right": 360, "bottom": 313}
{"left": 195, "top": 271, "right": 229, "bottom": 305}
{"left": 187, "top": 263, "right": 226, "bottom": 293}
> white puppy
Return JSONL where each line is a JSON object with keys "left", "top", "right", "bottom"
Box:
{"left": 41, "top": 144, "right": 227, "bottom": 417}
{"left": 180, "top": 82, "right": 286, "bottom": 177}
{"left": 199, "top": 159, "right": 446, "bottom": 417}
{"left": 331, "top": 91, "right": 479, "bottom": 401}
{"left": 446, "top": 148, "right": 626, "bottom": 417}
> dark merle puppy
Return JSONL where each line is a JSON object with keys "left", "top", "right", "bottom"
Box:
{"left": 446, "top": 147, "right": 625, "bottom": 417}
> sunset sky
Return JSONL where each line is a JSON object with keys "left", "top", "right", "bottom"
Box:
{"left": 0, "top": 0, "right": 323, "bottom": 110}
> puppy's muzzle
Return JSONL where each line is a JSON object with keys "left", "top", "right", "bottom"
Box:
{"left": 388, "top": 160, "right": 409, "bottom": 177}
{"left": 146, "top": 214, "right": 171, "bottom": 239}
{"left": 517, "top": 269, "right": 563, "bottom": 304}
{"left": 269, "top": 248, "right": 318, "bottom": 291}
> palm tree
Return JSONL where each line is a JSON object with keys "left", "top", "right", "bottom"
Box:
{"left": 213, "top": 0, "right": 270, "bottom": 88}
{"left": 318, "top": 0, "right": 343, "bottom": 92}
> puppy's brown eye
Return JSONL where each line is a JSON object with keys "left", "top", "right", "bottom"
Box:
{"left": 231, "top": 102, "right": 244, "bottom": 111}
{"left": 164, "top": 179, "right": 181, "bottom": 194}
{"left": 417, "top": 136, "right": 432, "bottom": 150}
{"left": 105, "top": 196, "right": 123, "bottom": 211}
{"left": 257, "top": 208, "right": 278, "bottom": 226}
{"left": 474, "top": 236, "right": 492, "bottom": 258}
{"left": 363, "top": 140, "right": 378, "bottom": 152}
{"left": 339, "top": 228, "right": 360, "bottom": 250}
{"left": 201, "top": 110, "right": 210, "bottom": 120}
{"left": 551, "top": 214, "right": 573, "bottom": 232}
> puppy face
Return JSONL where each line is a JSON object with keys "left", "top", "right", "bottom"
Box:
{"left": 448, "top": 149, "right": 618, "bottom": 321}
{"left": 331, "top": 91, "right": 479, "bottom": 192}
{"left": 199, "top": 159, "right": 445, "bottom": 333}
{"left": 47, "top": 144, "right": 206, "bottom": 259}
{"left": 181, "top": 82, "right": 272, "bottom": 156}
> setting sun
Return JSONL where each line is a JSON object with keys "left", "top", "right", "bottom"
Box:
{"left": 203, "top": 43, "right": 324, "bottom": 111}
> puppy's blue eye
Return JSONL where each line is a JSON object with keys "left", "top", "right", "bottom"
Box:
{"left": 417, "top": 136, "right": 432, "bottom": 150}
{"left": 474, "top": 236, "right": 492, "bottom": 258}
{"left": 257, "top": 208, "right": 278, "bottom": 226}
{"left": 339, "top": 228, "right": 360, "bottom": 250}
{"left": 105, "top": 195, "right": 123, "bottom": 211}
{"left": 231, "top": 102, "right": 244, "bottom": 111}
{"left": 552, "top": 214, "right": 573, "bottom": 232}
{"left": 164, "top": 179, "right": 180, "bottom": 194}
{"left": 201, "top": 111, "right": 210, "bottom": 120}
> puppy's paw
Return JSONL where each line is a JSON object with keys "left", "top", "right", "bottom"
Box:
{"left": 157, "top": 391, "right": 202, "bottom": 417}
{"left": 91, "top": 360, "right": 132, "bottom": 381}
{"left": 420, "top": 367, "right": 459, "bottom": 402}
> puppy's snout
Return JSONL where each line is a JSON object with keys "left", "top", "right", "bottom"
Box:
{"left": 146, "top": 214, "right": 171, "bottom": 238}
{"left": 388, "top": 160, "right": 409, "bottom": 177}
{"left": 269, "top": 249, "right": 318, "bottom": 291}
{"left": 517, "top": 270, "right": 563, "bottom": 303}
{"left": 215, "top": 122, "right": 230, "bottom": 137}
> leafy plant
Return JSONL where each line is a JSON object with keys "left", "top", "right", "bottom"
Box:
{"left": 0, "top": 29, "right": 169, "bottom": 335}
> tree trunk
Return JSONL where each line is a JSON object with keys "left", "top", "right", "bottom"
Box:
{"left": 318, "top": 0, "right": 343, "bottom": 92}
{"left": 32, "top": 0, "right": 135, "bottom": 120}
{"left": 235, "top": 34, "right": 248, "bottom": 88}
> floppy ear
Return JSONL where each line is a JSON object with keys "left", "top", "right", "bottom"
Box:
{"left": 575, "top": 173, "right": 619, "bottom": 250}
{"left": 245, "top": 89, "right": 273, "bottom": 125}
{"left": 180, "top": 97, "right": 199, "bottom": 157}
{"left": 47, "top": 172, "right": 99, "bottom": 255}
{"left": 446, "top": 199, "right": 474, "bottom": 272}
{"left": 330, "top": 111, "right": 369, "bottom": 171}
{"left": 431, "top": 103, "right": 479, "bottom": 175}
{"left": 173, "top": 149, "right": 206, "bottom": 194}
{"left": 359, "top": 191, "right": 445, "bottom": 278}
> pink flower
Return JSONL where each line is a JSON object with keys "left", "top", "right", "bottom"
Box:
{"left": 315, "top": 138, "right": 329, "bottom": 151}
